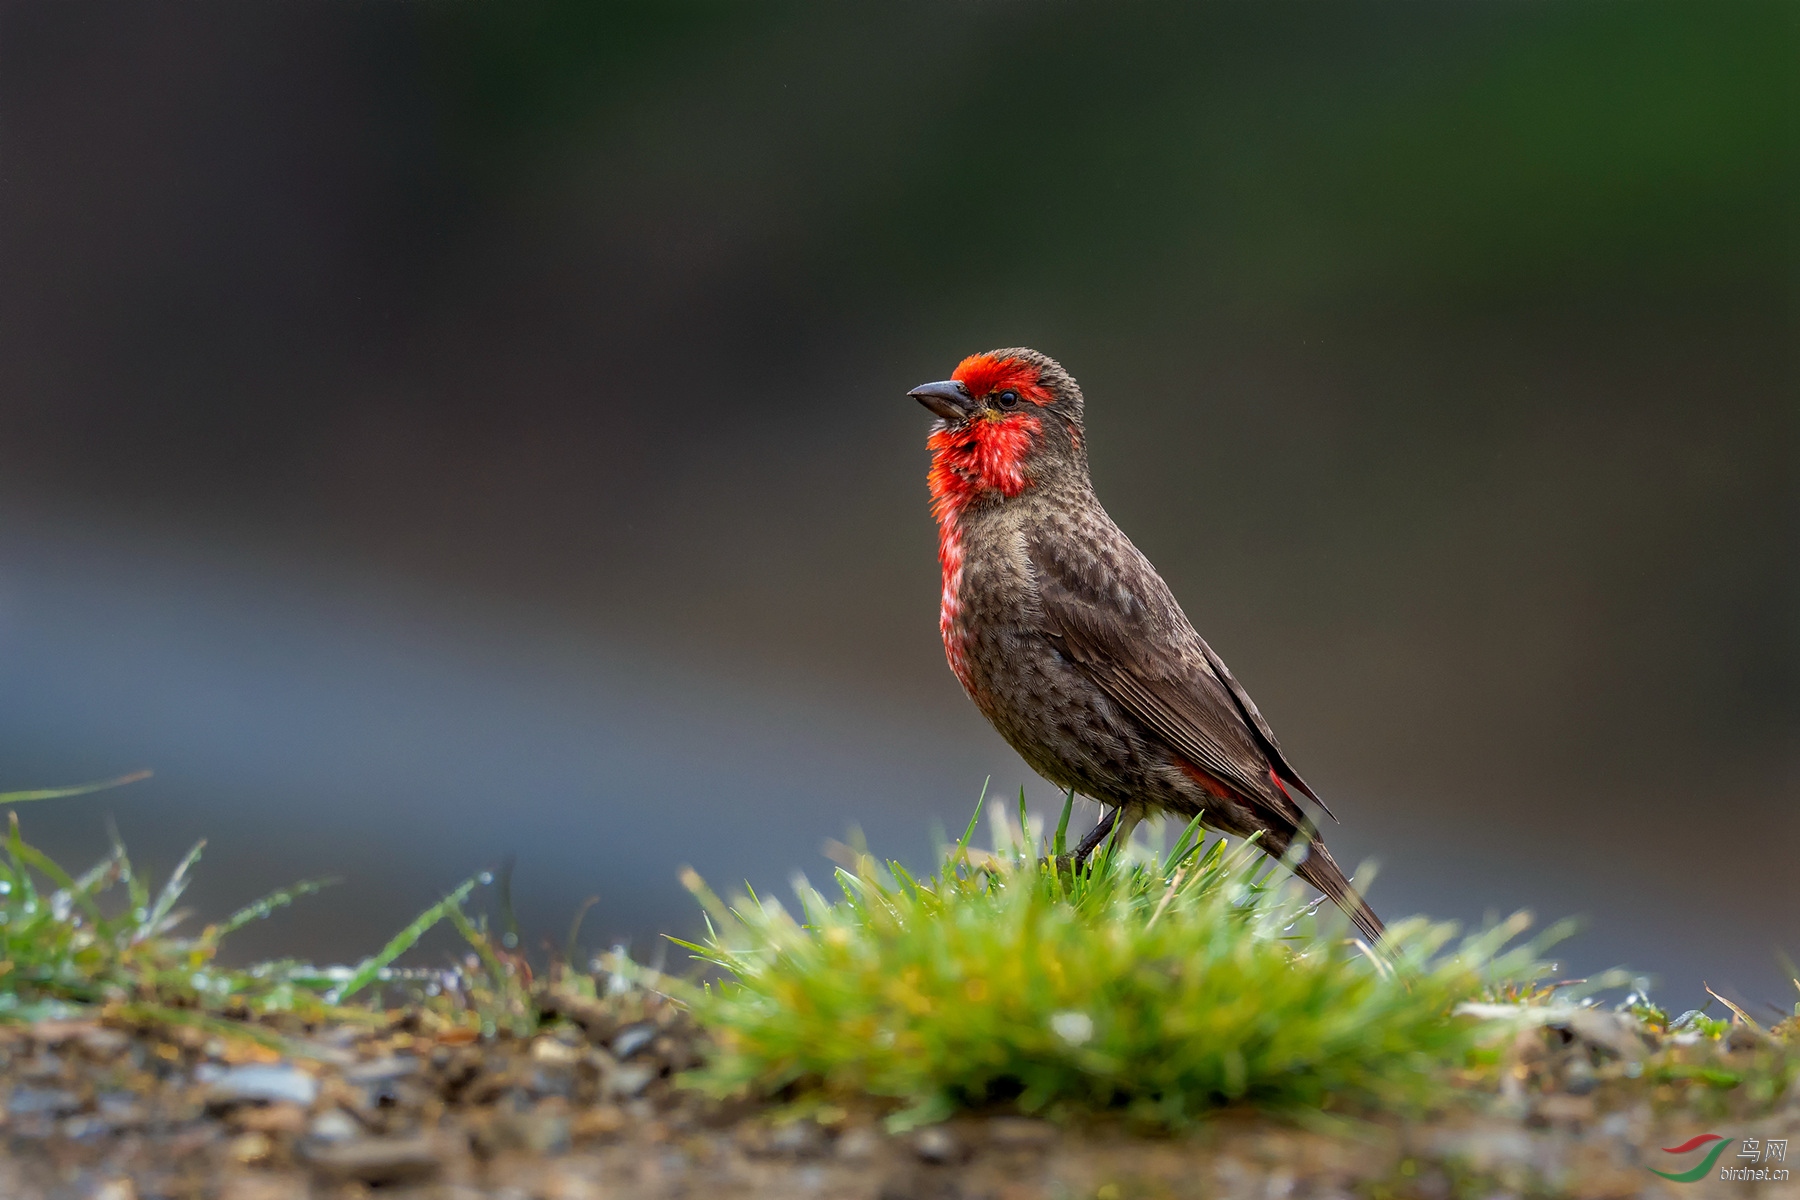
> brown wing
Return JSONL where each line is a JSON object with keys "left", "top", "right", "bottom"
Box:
{"left": 1025, "top": 521, "right": 1312, "bottom": 830}
{"left": 1191, "top": 634, "right": 1334, "bottom": 820}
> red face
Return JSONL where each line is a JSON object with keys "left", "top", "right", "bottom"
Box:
{"left": 914, "top": 353, "right": 1054, "bottom": 516}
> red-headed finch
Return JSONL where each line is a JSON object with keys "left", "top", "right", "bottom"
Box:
{"left": 912, "top": 348, "right": 1383, "bottom": 941}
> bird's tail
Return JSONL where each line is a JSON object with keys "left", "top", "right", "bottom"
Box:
{"left": 1289, "top": 838, "right": 1384, "bottom": 944}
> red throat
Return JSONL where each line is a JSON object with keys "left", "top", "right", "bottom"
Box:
{"left": 926, "top": 358, "right": 1046, "bottom": 690}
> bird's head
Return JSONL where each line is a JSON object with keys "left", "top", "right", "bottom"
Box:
{"left": 911, "top": 348, "right": 1086, "bottom": 515}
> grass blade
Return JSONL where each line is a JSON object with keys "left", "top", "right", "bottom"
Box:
{"left": 446, "top": 903, "right": 531, "bottom": 1033}
{"left": 1052, "top": 789, "right": 1074, "bottom": 860}
{"left": 331, "top": 875, "right": 481, "bottom": 1002}
{"left": 956, "top": 779, "right": 990, "bottom": 857}
{"left": 108, "top": 820, "right": 148, "bottom": 914}
{"left": 5, "top": 814, "right": 41, "bottom": 909}
{"left": 1161, "top": 812, "right": 1207, "bottom": 874}
{"left": 5, "top": 819, "right": 107, "bottom": 926}
{"left": 70, "top": 847, "right": 124, "bottom": 898}
{"left": 0, "top": 770, "right": 152, "bottom": 805}
{"left": 495, "top": 855, "right": 521, "bottom": 949}
{"left": 680, "top": 866, "right": 735, "bottom": 930}
{"left": 564, "top": 895, "right": 599, "bottom": 967}
{"left": 210, "top": 878, "right": 340, "bottom": 941}
{"left": 139, "top": 840, "right": 206, "bottom": 941}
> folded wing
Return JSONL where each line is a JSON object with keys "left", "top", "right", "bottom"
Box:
{"left": 1025, "top": 526, "right": 1322, "bottom": 829}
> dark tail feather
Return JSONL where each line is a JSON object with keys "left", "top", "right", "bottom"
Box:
{"left": 1292, "top": 840, "right": 1384, "bottom": 943}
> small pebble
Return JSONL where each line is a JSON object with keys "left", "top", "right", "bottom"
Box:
{"left": 301, "top": 1134, "right": 443, "bottom": 1184}
{"left": 610, "top": 1024, "right": 657, "bottom": 1059}
{"left": 233, "top": 1102, "right": 309, "bottom": 1134}
{"left": 307, "top": 1109, "right": 362, "bottom": 1142}
{"left": 912, "top": 1126, "right": 958, "bottom": 1163}
{"left": 217, "top": 1177, "right": 310, "bottom": 1200}
{"left": 61, "top": 1115, "right": 117, "bottom": 1141}
{"left": 206, "top": 1064, "right": 319, "bottom": 1108}
{"left": 539, "top": 1168, "right": 606, "bottom": 1200}
{"left": 26, "top": 1019, "right": 96, "bottom": 1046}
{"left": 229, "top": 1131, "right": 274, "bottom": 1163}
{"left": 1562, "top": 1056, "right": 1596, "bottom": 1095}
{"left": 604, "top": 1064, "right": 656, "bottom": 1099}
{"left": 1533, "top": 1094, "right": 1595, "bottom": 1124}
{"left": 532, "top": 1037, "right": 584, "bottom": 1065}
{"left": 342, "top": 1056, "right": 418, "bottom": 1084}
{"left": 95, "top": 1092, "right": 149, "bottom": 1127}
{"left": 571, "top": 1103, "right": 627, "bottom": 1138}
{"left": 987, "top": 1116, "right": 1056, "bottom": 1146}
{"left": 836, "top": 1126, "right": 880, "bottom": 1162}
{"left": 7, "top": 1087, "right": 84, "bottom": 1117}
{"left": 491, "top": 1111, "right": 571, "bottom": 1155}
{"left": 1726, "top": 1025, "right": 1764, "bottom": 1051}
{"left": 531, "top": 1067, "right": 578, "bottom": 1100}
{"left": 78, "top": 1028, "right": 131, "bottom": 1060}
{"left": 766, "top": 1119, "right": 825, "bottom": 1158}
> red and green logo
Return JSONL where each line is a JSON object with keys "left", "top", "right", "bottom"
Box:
{"left": 1651, "top": 1134, "right": 1732, "bottom": 1182}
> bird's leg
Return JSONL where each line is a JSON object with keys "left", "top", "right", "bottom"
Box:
{"left": 1065, "top": 805, "right": 1108, "bottom": 863}
{"left": 1069, "top": 806, "right": 1142, "bottom": 868}
{"left": 1068, "top": 808, "right": 1117, "bottom": 866}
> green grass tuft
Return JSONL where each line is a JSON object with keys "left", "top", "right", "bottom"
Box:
{"left": 0, "top": 795, "right": 528, "bottom": 1043}
{"left": 675, "top": 793, "right": 1550, "bottom": 1129}
{"left": 0, "top": 808, "right": 341, "bottom": 1028}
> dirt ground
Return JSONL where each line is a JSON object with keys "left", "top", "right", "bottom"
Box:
{"left": 2, "top": 998, "right": 1794, "bottom": 1200}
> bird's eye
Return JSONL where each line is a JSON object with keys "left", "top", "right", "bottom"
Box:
{"left": 997, "top": 390, "right": 1019, "bottom": 409}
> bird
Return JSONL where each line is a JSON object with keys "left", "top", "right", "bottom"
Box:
{"left": 909, "top": 347, "right": 1384, "bottom": 942}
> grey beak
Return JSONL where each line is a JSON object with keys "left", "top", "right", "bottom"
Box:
{"left": 909, "top": 380, "right": 973, "bottom": 422}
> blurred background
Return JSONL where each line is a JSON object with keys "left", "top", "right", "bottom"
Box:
{"left": 0, "top": 2, "right": 1794, "bottom": 1008}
